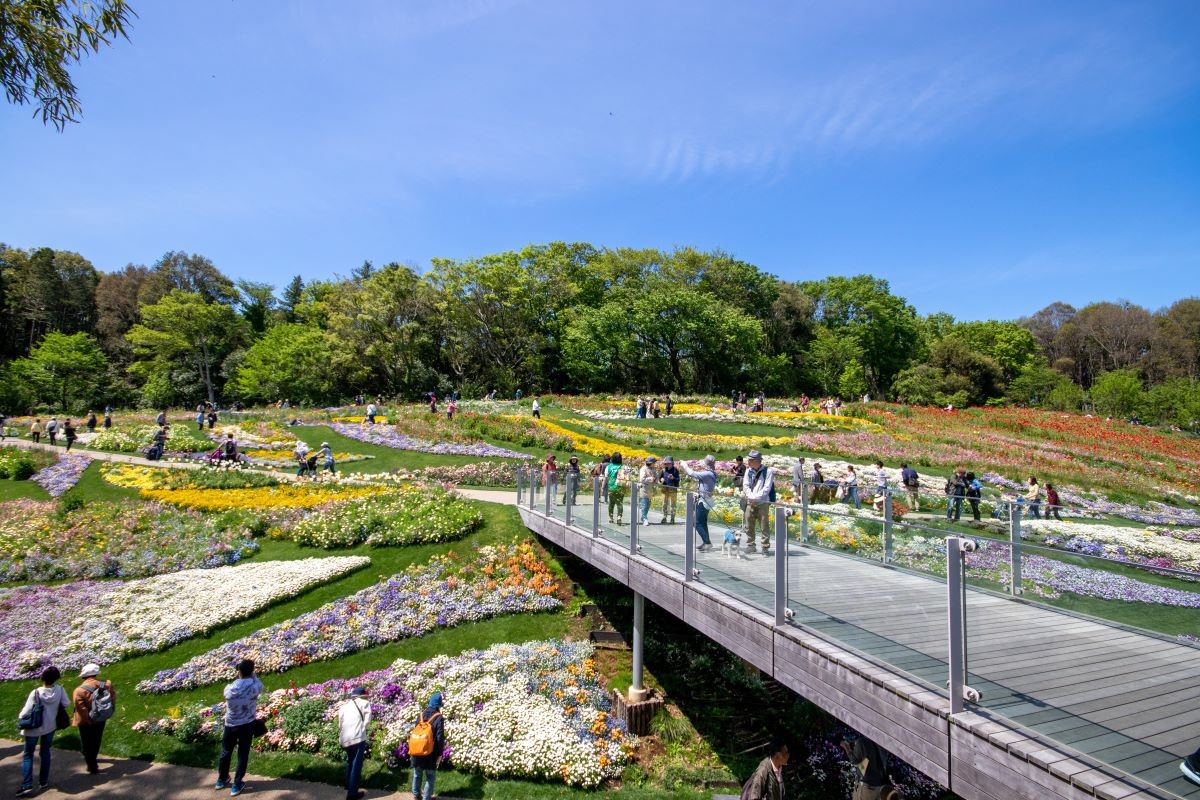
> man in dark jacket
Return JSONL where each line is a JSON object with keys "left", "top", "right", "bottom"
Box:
{"left": 411, "top": 692, "right": 445, "bottom": 800}
{"left": 742, "top": 740, "right": 788, "bottom": 800}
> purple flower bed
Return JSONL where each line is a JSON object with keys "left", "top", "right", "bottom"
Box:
{"left": 329, "top": 422, "right": 530, "bottom": 459}
{"left": 31, "top": 453, "right": 92, "bottom": 496}
{"left": 0, "top": 581, "right": 113, "bottom": 679}
{"left": 979, "top": 472, "right": 1200, "bottom": 526}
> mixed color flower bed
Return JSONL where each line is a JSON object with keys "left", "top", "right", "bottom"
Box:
{"left": 0, "top": 499, "right": 262, "bottom": 583}
{"left": 330, "top": 422, "right": 531, "bottom": 459}
{"left": 396, "top": 462, "right": 519, "bottom": 487}
{"left": 138, "top": 543, "right": 562, "bottom": 692}
{"left": 0, "top": 557, "right": 369, "bottom": 679}
{"left": 134, "top": 640, "right": 632, "bottom": 788}
{"left": 281, "top": 488, "right": 483, "bottom": 549}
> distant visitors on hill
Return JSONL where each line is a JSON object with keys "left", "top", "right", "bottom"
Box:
{"left": 664, "top": 394, "right": 674, "bottom": 416}
{"left": 86, "top": 411, "right": 97, "bottom": 433}
{"left": 742, "top": 739, "right": 789, "bottom": 800}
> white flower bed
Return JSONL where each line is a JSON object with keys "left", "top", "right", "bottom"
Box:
{"left": 1023, "top": 519, "right": 1200, "bottom": 570}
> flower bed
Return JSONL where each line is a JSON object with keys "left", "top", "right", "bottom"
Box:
{"left": 0, "top": 446, "right": 56, "bottom": 480}
{"left": 134, "top": 640, "right": 631, "bottom": 787}
{"left": 0, "top": 499, "right": 262, "bottom": 583}
{"left": 396, "top": 462, "right": 519, "bottom": 487}
{"left": 90, "top": 424, "right": 214, "bottom": 453}
{"left": 529, "top": 418, "right": 654, "bottom": 461}
{"left": 30, "top": 452, "right": 92, "bottom": 495}
{"left": 1023, "top": 519, "right": 1200, "bottom": 573}
{"left": 0, "top": 556, "right": 369, "bottom": 679}
{"left": 100, "top": 463, "right": 389, "bottom": 511}
{"left": 138, "top": 543, "right": 562, "bottom": 692}
{"left": 282, "top": 488, "right": 483, "bottom": 549}
{"left": 238, "top": 449, "right": 371, "bottom": 468}
{"left": 329, "top": 422, "right": 531, "bottom": 459}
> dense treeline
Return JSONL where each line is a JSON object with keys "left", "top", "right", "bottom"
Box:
{"left": 1, "top": 242, "right": 1198, "bottom": 426}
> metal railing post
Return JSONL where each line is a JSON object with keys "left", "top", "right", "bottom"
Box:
{"left": 774, "top": 505, "right": 787, "bottom": 626}
{"left": 544, "top": 472, "right": 552, "bottom": 516}
{"left": 528, "top": 469, "right": 537, "bottom": 510}
{"left": 800, "top": 477, "right": 809, "bottom": 543}
{"left": 564, "top": 474, "right": 574, "bottom": 526}
{"left": 947, "top": 536, "right": 966, "bottom": 714}
{"left": 684, "top": 492, "right": 696, "bottom": 582}
{"left": 1009, "top": 503, "right": 1023, "bottom": 595}
{"left": 883, "top": 489, "right": 894, "bottom": 564}
{"left": 592, "top": 476, "right": 601, "bottom": 536}
{"left": 516, "top": 466, "right": 524, "bottom": 505}
{"left": 630, "top": 483, "right": 639, "bottom": 554}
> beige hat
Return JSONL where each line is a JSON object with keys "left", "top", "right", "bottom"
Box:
{"left": 80, "top": 663, "right": 101, "bottom": 678}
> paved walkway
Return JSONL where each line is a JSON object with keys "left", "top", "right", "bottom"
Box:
{"left": 0, "top": 739, "right": 441, "bottom": 799}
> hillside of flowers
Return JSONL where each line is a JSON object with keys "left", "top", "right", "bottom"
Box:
{"left": 0, "top": 498, "right": 262, "bottom": 583}
{"left": 138, "top": 542, "right": 562, "bottom": 692}
{"left": 134, "top": 640, "right": 633, "bottom": 788}
{"left": 281, "top": 487, "right": 483, "bottom": 548}
{"left": 0, "top": 557, "right": 369, "bottom": 679}
{"left": 330, "top": 421, "right": 531, "bottom": 459}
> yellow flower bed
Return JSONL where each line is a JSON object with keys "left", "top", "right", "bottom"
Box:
{"left": 526, "top": 418, "right": 655, "bottom": 460}
{"left": 600, "top": 421, "right": 793, "bottom": 450}
{"left": 332, "top": 415, "right": 389, "bottom": 425}
{"left": 242, "top": 449, "right": 358, "bottom": 461}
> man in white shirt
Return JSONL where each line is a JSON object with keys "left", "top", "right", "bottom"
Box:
{"left": 338, "top": 686, "right": 372, "bottom": 800}
{"left": 742, "top": 450, "right": 775, "bottom": 555}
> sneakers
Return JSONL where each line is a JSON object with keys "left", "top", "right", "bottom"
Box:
{"left": 744, "top": 544, "right": 758, "bottom": 554}
{"left": 16, "top": 788, "right": 33, "bottom": 798}
{"left": 216, "top": 780, "right": 228, "bottom": 790}
{"left": 231, "top": 784, "right": 244, "bottom": 796}
{"left": 1182, "top": 755, "right": 1200, "bottom": 785}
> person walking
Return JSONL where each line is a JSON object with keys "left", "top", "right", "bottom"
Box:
{"left": 966, "top": 472, "right": 983, "bottom": 521}
{"left": 742, "top": 451, "right": 775, "bottom": 555}
{"left": 63, "top": 419, "right": 77, "bottom": 452}
{"left": 85, "top": 411, "right": 97, "bottom": 433}
{"left": 531, "top": 396, "right": 541, "bottom": 419}
{"left": 637, "top": 457, "right": 658, "bottom": 525}
{"left": 29, "top": 418, "right": 42, "bottom": 444}
{"left": 410, "top": 692, "right": 446, "bottom": 800}
{"left": 320, "top": 441, "right": 336, "bottom": 474}
{"left": 46, "top": 417, "right": 58, "bottom": 446}
{"left": 682, "top": 455, "right": 718, "bottom": 551}
{"left": 102, "top": 411, "right": 112, "bottom": 429}
{"left": 843, "top": 465, "right": 861, "bottom": 509}
{"left": 365, "top": 402, "right": 377, "bottom": 425}
{"left": 428, "top": 393, "right": 438, "bottom": 415}
{"left": 16, "top": 666, "right": 70, "bottom": 797}
{"left": 790, "top": 457, "right": 806, "bottom": 500}
{"left": 338, "top": 686, "right": 372, "bottom": 800}
{"left": 845, "top": 734, "right": 891, "bottom": 800}
{"left": 741, "top": 740, "right": 789, "bottom": 800}
{"left": 945, "top": 469, "right": 967, "bottom": 521}
{"left": 196, "top": 405, "right": 206, "bottom": 431}
{"left": 543, "top": 454, "right": 559, "bottom": 506}
{"left": 294, "top": 440, "right": 311, "bottom": 478}
{"left": 665, "top": 395, "right": 674, "bottom": 416}
{"left": 1045, "top": 483, "right": 1063, "bottom": 520}
{"left": 155, "top": 409, "right": 167, "bottom": 427}
{"left": 900, "top": 463, "right": 921, "bottom": 511}
{"left": 72, "top": 664, "right": 116, "bottom": 775}
{"left": 591, "top": 455, "right": 611, "bottom": 504}
{"left": 447, "top": 397, "right": 457, "bottom": 420}
{"left": 1025, "top": 476, "right": 1042, "bottom": 519}
{"left": 605, "top": 453, "right": 627, "bottom": 524}
{"left": 658, "top": 455, "right": 680, "bottom": 524}
{"left": 216, "top": 659, "right": 263, "bottom": 796}
{"left": 207, "top": 409, "right": 218, "bottom": 429}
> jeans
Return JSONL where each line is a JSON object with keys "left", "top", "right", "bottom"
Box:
{"left": 947, "top": 496, "right": 963, "bottom": 520}
{"left": 1028, "top": 501, "right": 1041, "bottom": 519}
{"left": 846, "top": 486, "right": 861, "bottom": 509}
{"left": 325, "top": 459, "right": 336, "bottom": 474}
{"left": 968, "top": 499, "right": 981, "bottom": 521}
{"left": 412, "top": 765, "right": 437, "bottom": 799}
{"left": 32, "top": 432, "right": 40, "bottom": 443}
{"left": 22, "top": 732, "right": 54, "bottom": 789}
{"left": 696, "top": 501, "right": 712, "bottom": 546}
{"left": 80, "top": 720, "right": 106, "bottom": 772}
{"left": 218, "top": 722, "right": 254, "bottom": 787}
{"left": 639, "top": 493, "right": 651, "bottom": 523}
{"left": 344, "top": 741, "right": 366, "bottom": 799}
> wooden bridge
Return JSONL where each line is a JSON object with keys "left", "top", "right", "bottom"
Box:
{"left": 517, "top": 479, "right": 1200, "bottom": 800}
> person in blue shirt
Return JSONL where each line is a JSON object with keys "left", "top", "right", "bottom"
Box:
{"left": 658, "top": 456, "right": 681, "bottom": 524}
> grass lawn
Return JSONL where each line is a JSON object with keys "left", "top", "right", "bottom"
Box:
{"left": 287, "top": 423, "right": 536, "bottom": 476}
{"left": 0, "top": 478, "right": 50, "bottom": 501}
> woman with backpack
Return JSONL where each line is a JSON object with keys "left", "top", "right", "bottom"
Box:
{"left": 605, "top": 453, "right": 627, "bottom": 525}
{"left": 965, "top": 472, "right": 983, "bottom": 522}
{"left": 409, "top": 692, "right": 445, "bottom": 800}
{"left": 73, "top": 664, "right": 116, "bottom": 775}
{"left": 16, "top": 665, "right": 70, "bottom": 796}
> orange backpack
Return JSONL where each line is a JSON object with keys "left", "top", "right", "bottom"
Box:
{"left": 408, "top": 710, "right": 441, "bottom": 758}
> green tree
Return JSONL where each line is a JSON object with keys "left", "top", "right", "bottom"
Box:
{"left": 0, "top": 0, "right": 134, "bottom": 129}
{"left": 14, "top": 330, "right": 107, "bottom": 411}
{"left": 237, "top": 280, "right": 276, "bottom": 334}
{"left": 802, "top": 327, "right": 862, "bottom": 396}
{"left": 126, "top": 290, "right": 244, "bottom": 404}
{"left": 1089, "top": 369, "right": 1143, "bottom": 418}
{"left": 231, "top": 324, "right": 336, "bottom": 405}
{"left": 1006, "top": 363, "right": 1067, "bottom": 406}
{"left": 280, "top": 275, "right": 304, "bottom": 323}
{"left": 139, "top": 251, "right": 238, "bottom": 306}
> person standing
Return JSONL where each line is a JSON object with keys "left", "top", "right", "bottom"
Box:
{"left": 531, "top": 396, "right": 541, "bottom": 419}
{"left": 294, "top": 440, "right": 311, "bottom": 478}
{"left": 605, "top": 453, "right": 626, "bottom": 524}
{"left": 102, "top": 411, "right": 112, "bottom": 430}
{"left": 29, "top": 418, "right": 43, "bottom": 444}
{"left": 72, "top": 664, "right": 116, "bottom": 775}
{"left": 635, "top": 396, "right": 646, "bottom": 418}
{"left": 844, "top": 734, "right": 891, "bottom": 800}
{"left": 196, "top": 405, "right": 206, "bottom": 431}
{"left": 1045, "top": 483, "right": 1062, "bottom": 520}
{"left": 410, "top": 692, "right": 445, "bottom": 800}
{"left": 207, "top": 409, "right": 218, "bottom": 429}
{"left": 790, "top": 457, "right": 806, "bottom": 500}
{"left": 543, "top": 454, "right": 559, "bottom": 506}
{"left": 85, "top": 411, "right": 97, "bottom": 433}
{"left": 742, "top": 740, "right": 788, "bottom": 800}
{"left": 900, "top": 463, "right": 921, "bottom": 511}
{"left": 365, "top": 402, "right": 377, "bottom": 425}
{"left": 650, "top": 397, "right": 660, "bottom": 418}
{"left": 1025, "top": 476, "right": 1042, "bottom": 519}
{"left": 320, "top": 441, "right": 336, "bottom": 474}
{"left": 447, "top": 397, "right": 457, "bottom": 420}
{"left": 46, "top": 417, "right": 58, "bottom": 446}
{"left": 637, "top": 457, "right": 658, "bottom": 525}
{"left": 17, "top": 666, "right": 70, "bottom": 797}
{"left": 946, "top": 469, "right": 967, "bottom": 521}
{"left": 428, "top": 393, "right": 438, "bottom": 415}
{"left": 216, "top": 659, "right": 263, "bottom": 796}
{"left": 810, "top": 462, "right": 827, "bottom": 504}
{"left": 63, "top": 419, "right": 77, "bottom": 452}
{"left": 591, "top": 455, "right": 611, "bottom": 504}
{"left": 843, "top": 465, "right": 861, "bottom": 509}
{"left": 871, "top": 461, "right": 888, "bottom": 513}
{"left": 658, "top": 456, "right": 680, "bottom": 524}
{"left": 800, "top": 394, "right": 810, "bottom": 413}
{"left": 682, "top": 455, "right": 718, "bottom": 550}
{"left": 731, "top": 455, "right": 746, "bottom": 486}
{"left": 664, "top": 395, "right": 674, "bottom": 416}
{"left": 565, "top": 455, "right": 581, "bottom": 506}
{"left": 1182, "top": 742, "right": 1200, "bottom": 786}
{"left": 338, "top": 686, "right": 372, "bottom": 800}
{"left": 966, "top": 472, "right": 983, "bottom": 521}
{"left": 742, "top": 451, "right": 775, "bottom": 554}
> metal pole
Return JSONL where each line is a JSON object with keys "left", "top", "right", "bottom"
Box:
{"left": 528, "top": 468, "right": 537, "bottom": 510}
{"left": 1009, "top": 504, "right": 1023, "bottom": 595}
{"left": 947, "top": 536, "right": 966, "bottom": 714}
{"left": 630, "top": 482, "right": 639, "bottom": 554}
{"left": 592, "top": 475, "right": 601, "bottom": 536}
{"left": 800, "top": 476, "right": 809, "bottom": 544}
{"left": 684, "top": 491, "right": 696, "bottom": 582}
{"left": 774, "top": 505, "right": 787, "bottom": 626}
{"left": 564, "top": 473, "right": 574, "bottom": 526}
{"left": 516, "top": 466, "right": 523, "bottom": 505}
{"left": 883, "top": 489, "right": 894, "bottom": 564}
{"left": 630, "top": 591, "right": 647, "bottom": 701}
{"left": 544, "top": 471, "right": 552, "bottom": 516}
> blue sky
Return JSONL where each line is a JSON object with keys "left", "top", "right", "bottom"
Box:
{"left": 2, "top": 0, "right": 1199, "bottom": 320}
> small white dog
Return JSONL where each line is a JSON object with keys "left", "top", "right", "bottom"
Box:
{"left": 722, "top": 529, "right": 742, "bottom": 558}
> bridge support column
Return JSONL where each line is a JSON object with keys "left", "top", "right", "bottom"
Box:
{"left": 629, "top": 591, "right": 649, "bottom": 702}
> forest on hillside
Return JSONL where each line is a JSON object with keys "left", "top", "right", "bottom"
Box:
{"left": 1, "top": 242, "right": 1198, "bottom": 426}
